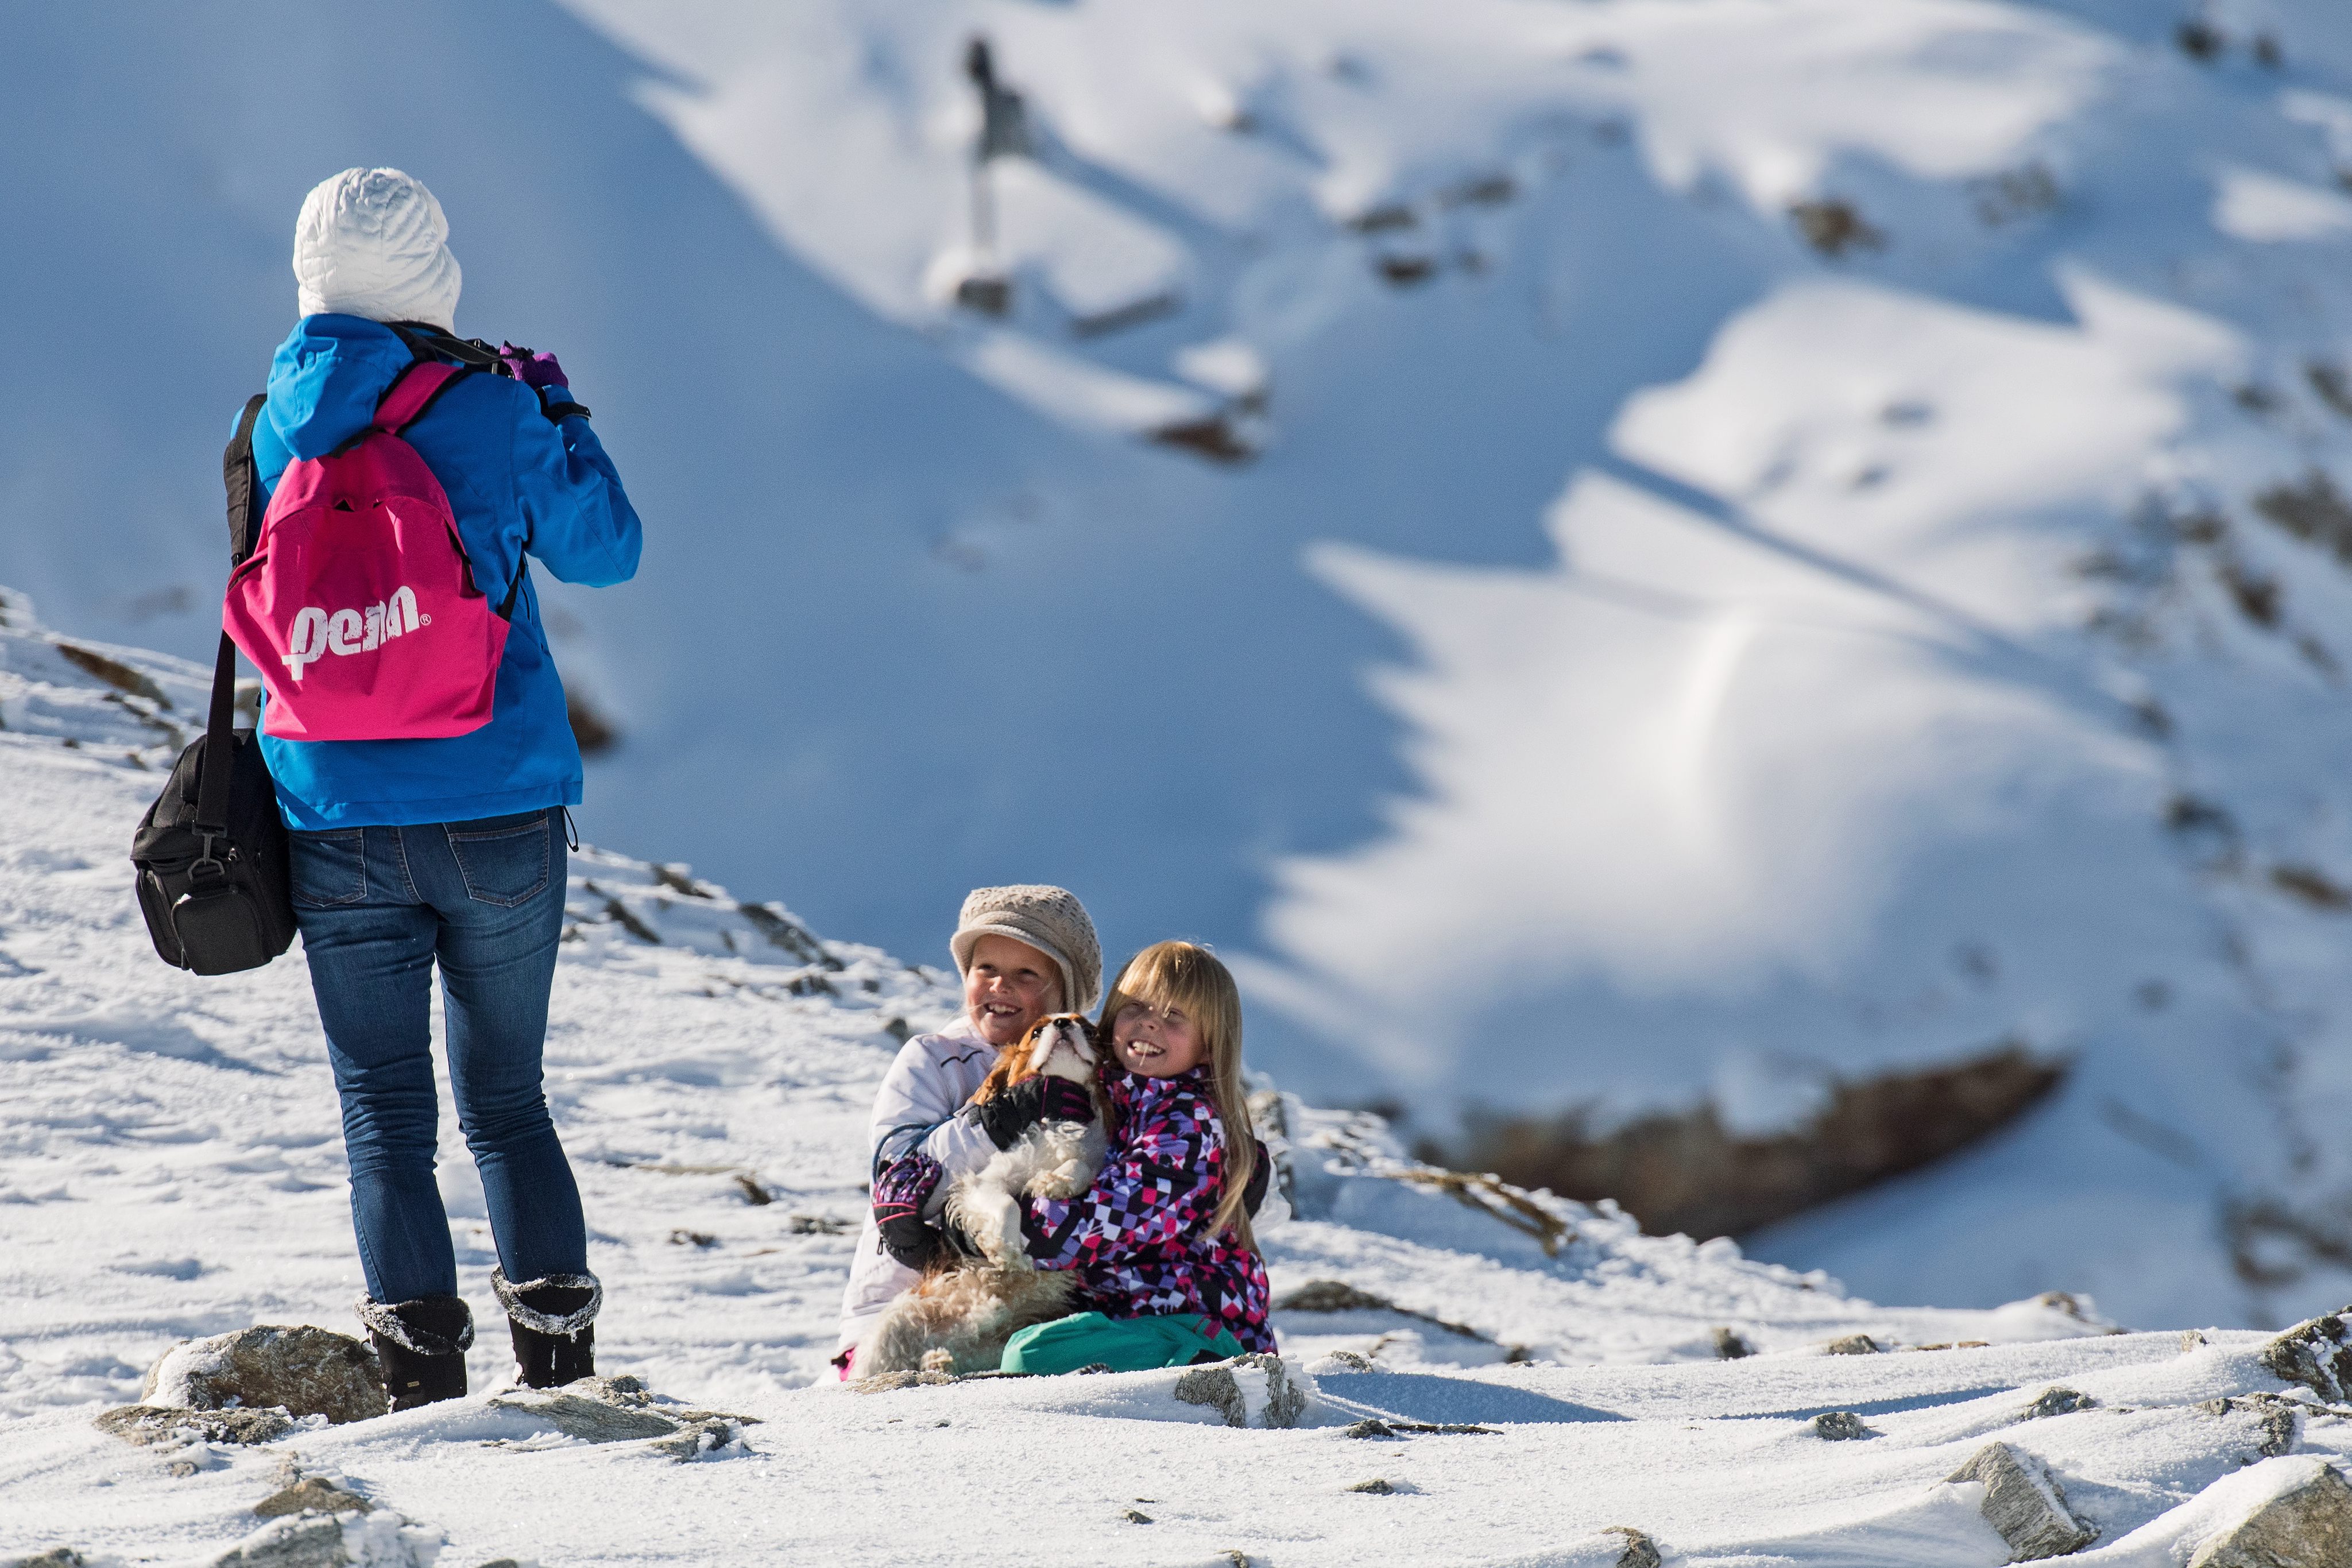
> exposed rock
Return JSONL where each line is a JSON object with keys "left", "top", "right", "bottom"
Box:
{"left": 2024, "top": 1387, "right": 2096, "bottom": 1420}
{"left": 1712, "top": 1327, "right": 1755, "bottom": 1360}
{"left": 2183, "top": 1330, "right": 2210, "bottom": 1352}
{"left": 1345, "top": 1419, "right": 1396, "bottom": 1439}
{"left": 2187, "top": 1462, "right": 2352, "bottom": 1568}
{"left": 1813, "top": 1411, "right": 1869, "bottom": 1440}
{"left": 647, "top": 1416, "right": 744, "bottom": 1461}
{"left": 254, "top": 1476, "right": 371, "bottom": 1518}
{"left": 2260, "top": 1308, "right": 2352, "bottom": 1401}
{"left": 1276, "top": 1279, "right": 1491, "bottom": 1342}
{"left": 1174, "top": 1354, "right": 1309, "bottom": 1430}
{"left": 564, "top": 687, "right": 618, "bottom": 757}
{"left": 56, "top": 642, "right": 170, "bottom": 706}
{"left": 1448, "top": 1045, "right": 2063, "bottom": 1241}
{"left": 492, "top": 1391, "right": 673, "bottom": 1442}
{"left": 1148, "top": 413, "right": 1255, "bottom": 466}
{"left": 1121, "top": 1508, "right": 1154, "bottom": 1524}
{"left": 1174, "top": 1364, "right": 1248, "bottom": 1428}
{"left": 7, "top": 1551, "right": 86, "bottom": 1567}
{"left": 2201, "top": 1394, "right": 2302, "bottom": 1459}
{"left": 1789, "top": 198, "right": 1885, "bottom": 257}
{"left": 1947, "top": 1442, "right": 2098, "bottom": 1560}
{"left": 212, "top": 1515, "right": 348, "bottom": 1567}
{"left": 95, "top": 1403, "right": 296, "bottom": 1447}
{"left": 1236, "top": 1353, "right": 1308, "bottom": 1428}
{"left": 1346, "top": 1478, "right": 1395, "bottom": 1495}
{"left": 1825, "top": 1334, "right": 1881, "bottom": 1356}
{"left": 2254, "top": 471, "right": 2352, "bottom": 565}
{"left": 1603, "top": 1526, "right": 1662, "bottom": 1568}
{"left": 489, "top": 1375, "right": 755, "bottom": 1459}
{"left": 142, "top": 1326, "right": 385, "bottom": 1425}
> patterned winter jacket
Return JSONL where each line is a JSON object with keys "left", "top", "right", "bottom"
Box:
{"left": 1019, "top": 1066, "right": 1274, "bottom": 1353}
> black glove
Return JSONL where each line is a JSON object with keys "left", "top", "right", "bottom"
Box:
{"left": 875, "top": 1205, "right": 940, "bottom": 1271}
{"left": 974, "top": 1076, "right": 1096, "bottom": 1151}
{"left": 872, "top": 1155, "right": 944, "bottom": 1270}
{"left": 1242, "top": 1137, "right": 1273, "bottom": 1218}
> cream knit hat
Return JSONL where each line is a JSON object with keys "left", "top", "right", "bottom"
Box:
{"left": 292, "top": 168, "right": 462, "bottom": 331}
{"left": 950, "top": 885, "right": 1102, "bottom": 1015}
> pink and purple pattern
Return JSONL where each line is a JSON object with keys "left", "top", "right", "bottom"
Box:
{"left": 1021, "top": 1067, "right": 1274, "bottom": 1353}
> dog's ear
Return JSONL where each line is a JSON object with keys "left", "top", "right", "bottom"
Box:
{"left": 1022, "top": 1018, "right": 1064, "bottom": 1077}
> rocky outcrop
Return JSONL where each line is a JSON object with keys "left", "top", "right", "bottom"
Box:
{"left": 1444, "top": 1046, "right": 2064, "bottom": 1240}
{"left": 1173, "top": 1354, "right": 1310, "bottom": 1429}
{"left": 1947, "top": 1442, "right": 2098, "bottom": 1561}
{"left": 2259, "top": 1307, "right": 2352, "bottom": 1401}
{"left": 2188, "top": 1461, "right": 2352, "bottom": 1568}
{"left": 1813, "top": 1411, "right": 1869, "bottom": 1440}
{"left": 94, "top": 1404, "right": 295, "bottom": 1447}
{"left": 142, "top": 1326, "right": 385, "bottom": 1424}
{"left": 2023, "top": 1388, "right": 2095, "bottom": 1420}
{"left": 488, "top": 1373, "right": 754, "bottom": 1461}
{"left": 254, "top": 1476, "right": 371, "bottom": 1519}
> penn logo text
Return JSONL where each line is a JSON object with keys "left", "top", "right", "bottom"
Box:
{"left": 283, "top": 586, "right": 423, "bottom": 679}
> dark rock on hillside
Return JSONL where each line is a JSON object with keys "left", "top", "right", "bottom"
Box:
{"left": 141, "top": 1325, "right": 385, "bottom": 1425}
{"left": 212, "top": 1515, "right": 347, "bottom": 1567}
{"left": 1444, "top": 1045, "right": 2064, "bottom": 1240}
{"left": 95, "top": 1404, "right": 296, "bottom": 1447}
{"left": 1948, "top": 1442, "right": 2098, "bottom": 1561}
{"left": 2188, "top": 1461, "right": 2352, "bottom": 1568}
{"left": 2260, "top": 1308, "right": 2352, "bottom": 1401}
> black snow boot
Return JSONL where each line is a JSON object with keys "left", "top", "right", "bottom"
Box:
{"left": 494, "top": 1266, "right": 601, "bottom": 1388}
{"left": 355, "top": 1292, "right": 473, "bottom": 1411}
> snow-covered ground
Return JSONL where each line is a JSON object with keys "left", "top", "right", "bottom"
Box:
{"left": 6, "top": 599, "right": 2352, "bottom": 1566}
{"left": 10, "top": 0, "right": 2352, "bottom": 1333}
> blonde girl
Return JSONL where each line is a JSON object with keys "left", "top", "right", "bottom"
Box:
{"left": 1001, "top": 941, "right": 1275, "bottom": 1370}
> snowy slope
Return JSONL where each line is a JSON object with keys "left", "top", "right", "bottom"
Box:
{"left": 6, "top": 595, "right": 2351, "bottom": 1568}
{"left": 542, "top": 0, "right": 2352, "bottom": 1330}
{"left": 12, "top": 0, "right": 2352, "bottom": 1329}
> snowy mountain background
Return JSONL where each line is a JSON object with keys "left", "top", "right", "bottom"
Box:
{"left": 6, "top": 602, "right": 2350, "bottom": 1568}
{"left": 11, "top": 0, "right": 2352, "bottom": 1331}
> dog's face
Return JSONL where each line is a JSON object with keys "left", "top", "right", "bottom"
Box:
{"left": 976, "top": 1013, "right": 1099, "bottom": 1103}
{"left": 1023, "top": 1014, "right": 1099, "bottom": 1083}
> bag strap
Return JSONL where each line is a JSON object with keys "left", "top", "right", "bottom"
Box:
{"left": 189, "top": 630, "right": 241, "bottom": 845}
{"left": 224, "top": 394, "right": 266, "bottom": 566}
{"left": 386, "top": 321, "right": 510, "bottom": 374}
{"left": 373, "top": 360, "right": 470, "bottom": 435}
{"left": 194, "top": 395, "right": 270, "bottom": 850}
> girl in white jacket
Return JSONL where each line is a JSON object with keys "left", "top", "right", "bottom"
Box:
{"left": 831, "top": 884, "right": 1101, "bottom": 1372}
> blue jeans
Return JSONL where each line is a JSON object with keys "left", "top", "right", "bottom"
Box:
{"left": 289, "top": 809, "right": 586, "bottom": 1306}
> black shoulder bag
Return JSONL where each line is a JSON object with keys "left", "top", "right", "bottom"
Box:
{"left": 129, "top": 395, "right": 298, "bottom": 974}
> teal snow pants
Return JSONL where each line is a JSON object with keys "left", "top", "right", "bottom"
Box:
{"left": 1000, "top": 1311, "right": 1247, "bottom": 1375}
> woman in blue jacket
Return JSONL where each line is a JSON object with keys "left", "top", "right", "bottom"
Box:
{"left": 253, "top": 168, "right": 642, "bottom": 1408}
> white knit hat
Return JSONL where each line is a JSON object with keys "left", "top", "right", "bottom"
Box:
{"left": 292, "top": 168, "right": 462, "bottom": 331}
{"left": 950, "top": 885, "right": 1102, "bottom": 1015}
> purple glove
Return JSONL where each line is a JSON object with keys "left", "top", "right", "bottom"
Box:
{"left": 498, "top": 341, "right": 568, "bottom": 390}
{"left": 872, "top": 1154, "right": 945, "bottom": 1270}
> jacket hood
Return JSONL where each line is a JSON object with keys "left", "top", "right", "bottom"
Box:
{"left": 266, "top": 315, "right": 416, "bottom": 461}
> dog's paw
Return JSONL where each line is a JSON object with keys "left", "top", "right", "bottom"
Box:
{"left": 1027, "top": 1157, "right": 1092, "bottom": 1199}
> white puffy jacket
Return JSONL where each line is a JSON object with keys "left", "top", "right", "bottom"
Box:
{"left": 835, "top": 1016, "right": 1008, "bottom": 1356}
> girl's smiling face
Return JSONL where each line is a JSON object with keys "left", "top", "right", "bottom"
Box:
{"left": 964, "top": 934, "right": 1062, "bottom": 1048}
{"left": 1111, "top": 998, "right": 1206, "bottom": 1078}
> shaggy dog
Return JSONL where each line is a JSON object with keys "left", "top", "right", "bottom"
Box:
{"left": 858, "top": 1015, "right": 1109, "bottom": 1375}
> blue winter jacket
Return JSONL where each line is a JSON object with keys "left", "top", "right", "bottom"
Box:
{"left": 239, "top": 315, "right": 642, "bottom": 830}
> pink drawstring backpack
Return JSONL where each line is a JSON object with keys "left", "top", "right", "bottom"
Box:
{"left": 223, "top": 361, "right": 513, "bottom": 740}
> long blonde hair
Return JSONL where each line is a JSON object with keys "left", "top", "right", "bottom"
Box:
{"left": 1100, "top": 941, "right": 1257, "bottom": 1252}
